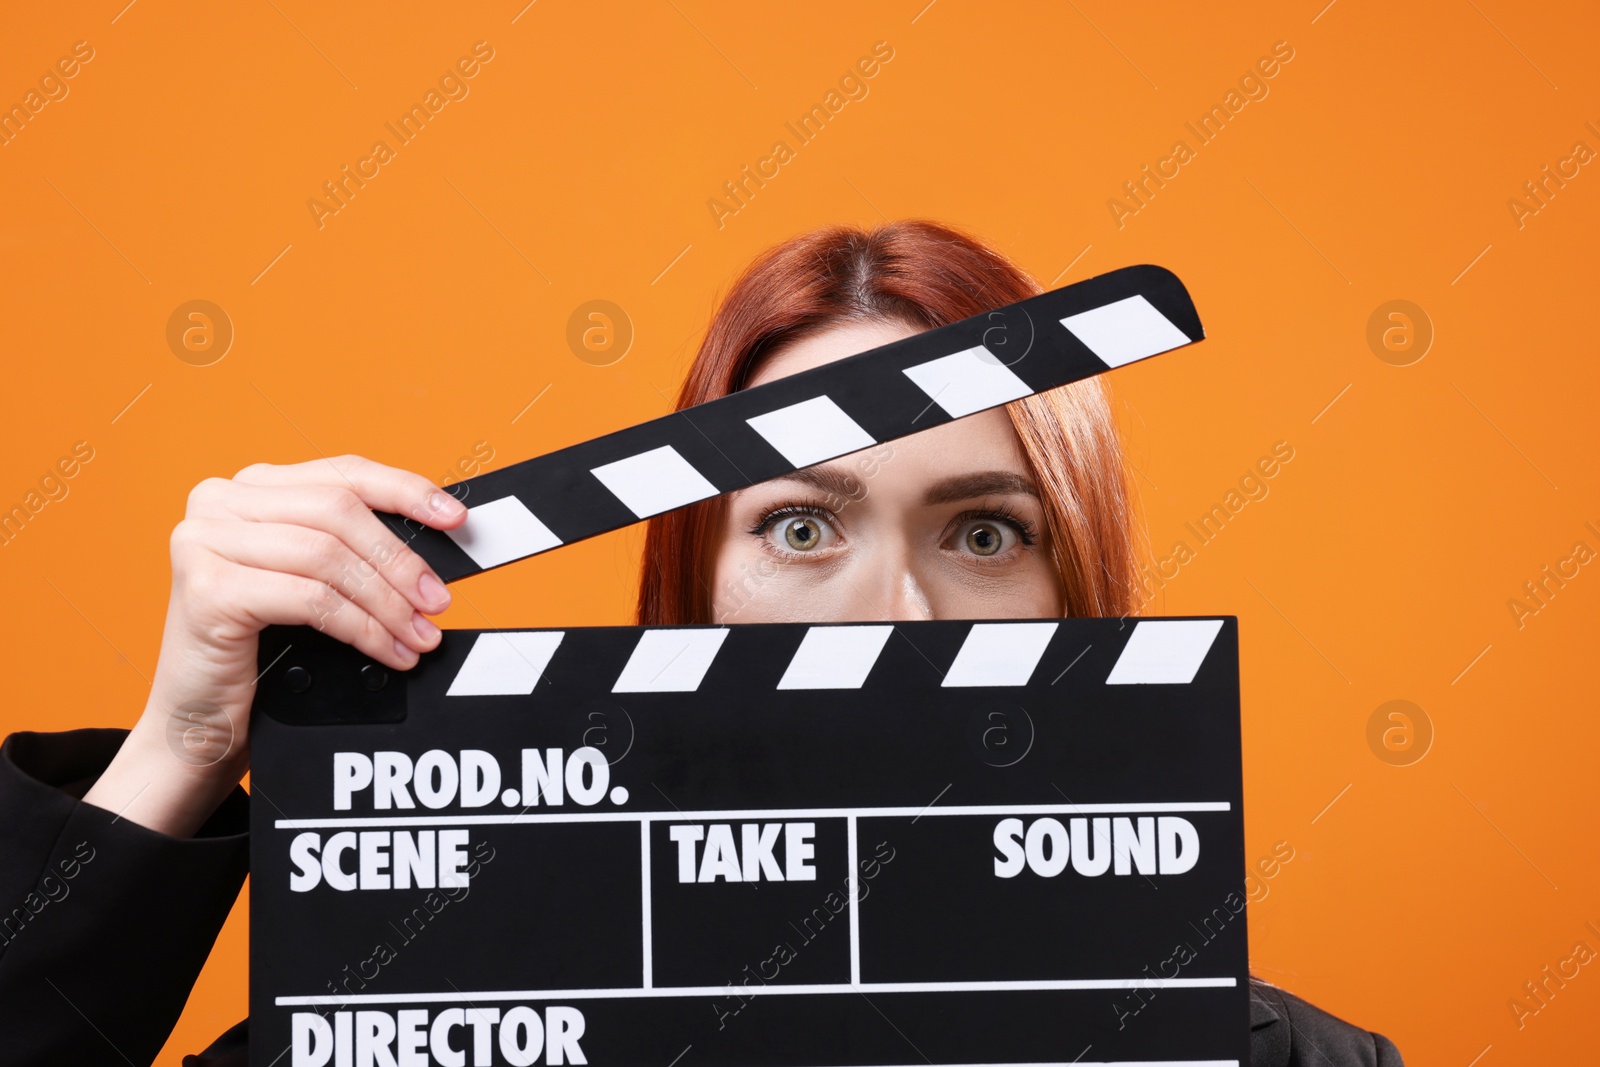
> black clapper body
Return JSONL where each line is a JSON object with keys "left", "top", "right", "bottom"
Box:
{"left": 249, "top": 265, "right": 1250, "bottom": 1067}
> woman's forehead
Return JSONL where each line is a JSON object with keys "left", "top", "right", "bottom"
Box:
{"left": 745, "top": 317, "right": 922, "bottom": 387}
{"left": 734, "top": 408, "right": 1036, "bottom": 505}
{"left": 738, "top": 316, "right": 1037, "bottom": 501}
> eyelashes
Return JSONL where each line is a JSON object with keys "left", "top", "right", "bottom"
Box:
{"left": 949, "top": 504, "right": 1039, "bottom": 547}
{"left": 746, "top": 500, "right": 824, "bottom": 538}
{"left": 746, "top": 499, "right": 1039, "bottom": 548}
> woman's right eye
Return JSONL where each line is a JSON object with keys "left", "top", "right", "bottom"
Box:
{"left": 756, "top": 509, "right": 839, "bottom": 554}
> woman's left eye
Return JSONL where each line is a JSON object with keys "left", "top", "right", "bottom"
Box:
{"left": 953, "top": 518, "right": 1017, "bottom": 557}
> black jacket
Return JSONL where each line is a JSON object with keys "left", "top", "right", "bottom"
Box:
{"left": 0, "top": 729, "right": 1403, "bottom": 1066}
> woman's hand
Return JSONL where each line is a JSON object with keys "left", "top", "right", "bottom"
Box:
{"left": 82, "top": 455, "right": 468, "bottom": 838}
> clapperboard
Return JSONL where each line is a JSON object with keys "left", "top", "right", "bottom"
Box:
{"left": 250, "top": 265, "right": 1249, "bottom": 1067}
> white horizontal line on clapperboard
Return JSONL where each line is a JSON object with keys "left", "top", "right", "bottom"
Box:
{"left": 274, "top": 976, "right": 1238, "bottom": 1007}
{"left": 272, "top": 800, "right": 1231, "bottom": 830}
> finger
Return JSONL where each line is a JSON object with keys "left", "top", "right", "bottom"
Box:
{"left": 225, "top": 562, "right": 423, "bottom": 671}
{"left": 230, "top": 455, "right": 467, "bottom": 530}
{"left": 189, "top": 519, "right": 439, "bottom": 653}
{"left": 189, "top": 481, "right": 451, "bottom": 615}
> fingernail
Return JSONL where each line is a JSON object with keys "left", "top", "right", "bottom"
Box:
{"left": 413, "top": 611, "right": 440, "bottom": 643}
{"left": 429, "top": 492, "right": 466, "bottom": 517}
{"left": 418, "top": 572, "right": 451, "bottom": 610}
{"left": 393, "top": 637, "right": 418, "bottom": 665}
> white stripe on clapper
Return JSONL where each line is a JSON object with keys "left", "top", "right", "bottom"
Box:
{"left": 273, "top": 801, "right": 1230, "bottom": 830}
{"left": 640, "top": 820, "right": 652, "bottom": 989}
{"left": 275, "top": 976, "right": 1238, "bottom": 1006}
{"left": 1104, "top": 620, "right": 1224, "bottom": 685}
{"left": 848, "top": 813, "right": 861, "bottom": 985}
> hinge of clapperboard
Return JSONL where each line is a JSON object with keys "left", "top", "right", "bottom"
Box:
{"left": 255, "top": 263, "right": 1205, "bottom": 722}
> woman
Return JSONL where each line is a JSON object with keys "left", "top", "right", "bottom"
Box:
{"left": 0, "top": 221, "right": 1400, "bottom": 1065}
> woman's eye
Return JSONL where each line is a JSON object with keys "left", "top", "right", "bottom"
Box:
{"left": 769, "top": 514, "right": 834, "bottom": 553}
{"left": 957, "top": 519, "right": 1014, "bottom": 557}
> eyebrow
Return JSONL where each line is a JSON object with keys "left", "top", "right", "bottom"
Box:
{"left": 921, "top": 470, "right": 1040, "bottom": 506}
{"left": 742, "top": 466, "right": 1040, "bottom": 506}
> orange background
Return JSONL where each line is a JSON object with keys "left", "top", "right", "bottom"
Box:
{"left": 3, "top": 1, "right": 1597, "bottom": 1062}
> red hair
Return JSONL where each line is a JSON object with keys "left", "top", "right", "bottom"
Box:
{"left": 635, "top": 219, "right": 1140, "bottom": 625}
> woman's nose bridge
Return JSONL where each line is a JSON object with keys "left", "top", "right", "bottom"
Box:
{"left": 848, "top": 541, "right": 935, "bottom": 621}
{"left": 888, "top": 568, "right": 935, "bottom": 620}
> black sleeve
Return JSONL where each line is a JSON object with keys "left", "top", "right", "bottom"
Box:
{"left": 0, "top": 729, "right": 250, "bottom": 1067}
{"left": 1249, "top": 977, "right": 1404, "bottom": 1066}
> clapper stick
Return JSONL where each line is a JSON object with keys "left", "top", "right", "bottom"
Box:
{"left": 374, "top": 264, "right": 1203, "bottom": 583}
